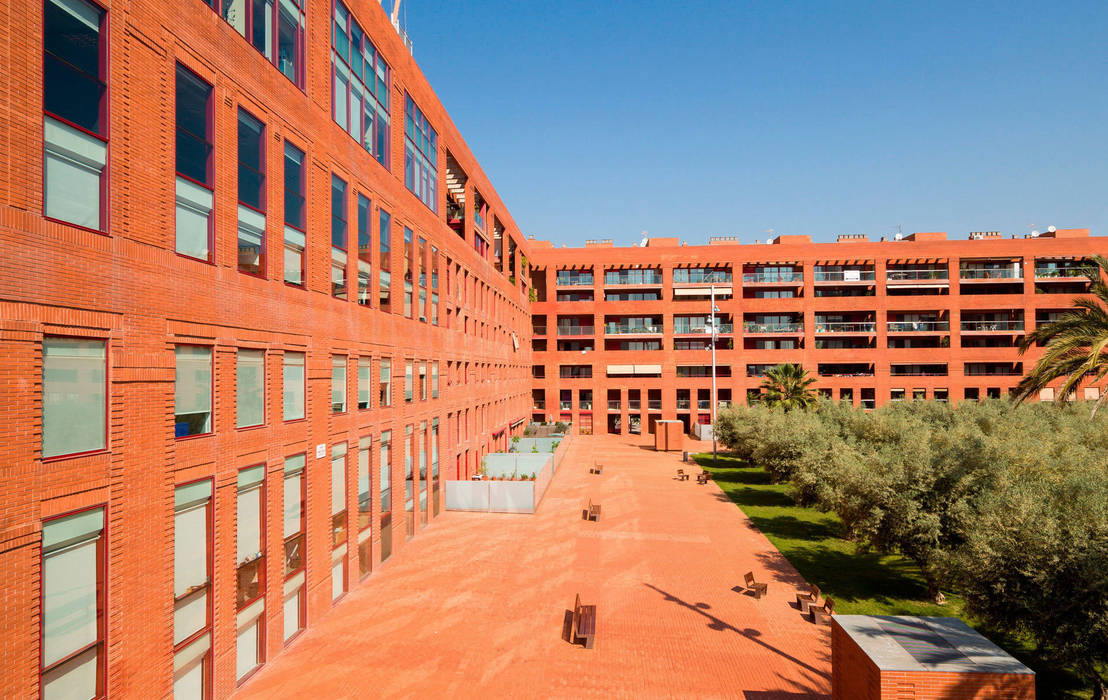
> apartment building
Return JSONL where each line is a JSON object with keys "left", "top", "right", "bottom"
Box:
{"left": 528, "top": 230, "right": 1103, "bottom": 436}
{"left": 0, "top": 1, "right": 532, "bottom": 698}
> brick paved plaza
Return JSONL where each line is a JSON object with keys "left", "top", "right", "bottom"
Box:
{"left": 234, "top": 435, "right": 831, "bottom": 699}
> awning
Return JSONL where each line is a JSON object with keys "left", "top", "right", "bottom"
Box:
{"left": 606, "top": 364, "right": 662, "bottom": 376}
{"left": 673, "top": 286, "right": 733, "bottom": 296}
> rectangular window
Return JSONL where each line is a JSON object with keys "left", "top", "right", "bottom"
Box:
{"left": 175, "top": 346, "right": 212, "bottom": 438}
{"left": 418, "top": 422, "right": 427, "bottom": 523}
{"left": 283, "top": 142, "right": 306, "bottom": 286}
{"left": 332, "top": 355, "right": 347, "bottom": 413}
{"left": 331, "top": 0, "right": 389, "bottom": 166}
{"left": 356, "top": 194, "right": 372, "bottom": 305}
{"left": 42, "top": 337, "right": 106, "bottom": 459}
{"left": 44, "top": 0, "right": 108, "bottom": 231}
{"left": 235, "top": 466, "right": 265, "bottom": 681}
{"left": 282, "top": 351, "right": 305, "bottom": 421}
{"left": 235, "top": 349, "right": 265, "bottom": 428}
{"left": 204, "top": 0, "right": 304, "bottom": 87}
{"left": 277, "top": 0, "right": 305, "bottom": 86}
{"left": 282, "top": 454, "right": 305, "bottom": 642}
{"left": 331, "top": 443, "right": 348, "bottom": 601}
{"left": 418, "top": 362, "right": 427, "bottom": 400}
{"left": 357, "top": 357, "right": 371, "bottom": 409}
{"left": 41, "top": 506, "right": 105, "bottom": 700}
{"left": 431, "top": 361, "right": 439, "bottom": 399}
{"left": 379, "top": 358, "right": 392, "bottom": 407}
{"left": 175, "top": 65, "right": 213, "bottom": 260}
{"left": 403, "top": 228, "right": 413, "bottom": 318}
{"left": 379, "top": 431, "right": 392, "bottom": 514}
{"left": 431, "top": 418, "right": 440, "bottom": 516}
{"left": 237, "top": 109, "right": 266, "bottom": 276}
{"left": 173, "top": 480, "right": 212, "bottom": 698}
{"left": 404, "top": 95, "right": 437, "bottom": 211}
{"left": 404, "top": 360, "right": 413, "bottom": 402}
{"left": 431, "top": 247, "right": 440, "bottom": 326}
{"left": 404, "top": 425, "right": 414, "bottom": 536}
{"left": 378, "top": 209, "right": 392, "bottom": 311}
{"left": 357, "top": 436, "right": 372, "bottom": 578}
{"left": 331, "top": 175, "right": 348, "bottom": 299}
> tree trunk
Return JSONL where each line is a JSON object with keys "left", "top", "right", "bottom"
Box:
{"left": 1091, "top": 386, "right": 1108, "bottom": 421}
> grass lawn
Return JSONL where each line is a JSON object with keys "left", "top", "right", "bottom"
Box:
{"left": 693, "top": 451, "right": 1091, "bottom": 699}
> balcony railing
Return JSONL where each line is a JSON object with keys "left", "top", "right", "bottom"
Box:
{"left": 604, "top": 272, "right": 663, "bottom": 286}
{"left": 886, "top": 269, "right": 949, "bottom": 281}
{"left": 474, "top": 210, "right": 486, "bottom": 233}
{"left": 673, "top": 270, "right": 732, "bottom": 284}
{"left": 718, "top": 400, "right": 732, "bottom": 409}
{"left": 555, "top": 275, "right": 593, "bottom": 287}
{"left": 579, "top": 401, "right": 593, "bottom": 410}
{"left": 890, "top": 367, "right": 949, "bottom": 377}
{"left": 557, "top": 325, "right": 594, "bottom": 336}
{"left": 674, "top": 322, "right": 734, "bottom": 334}
{"left": 608, "top": 400, "right": 620, "bottom": 410}
{"left": 961, "top": 320, "right": 1024, "bottom": 332}
{"left": 532, "top": 401, "right": 545, "bottom": 410}
{"left": 648, "top": 400, "right": 662, "bottom": 410}
{"left": 559, "top": 401, "right": 571, "bottom": 410}
{"left": 697, "top": 399, "right": 710, "bottom": 409}
{"left": 813, "top": 270, "right": 876, "bottom": 282}
{"left": 743, "top": 322, "right": 803, "bottom": 333}
{"left": 532, "top": 326, "right": 547, "bottom": 336}
{"left": 628, "top": 400, "right": 641, "bottom": 410}
{"left": 960, "top": 267, "right": 1021, "bottom": 280}
{"left": 676, "top": 399, "right": 691, "bottom": 409}
{"left": 887, "top": 321, "right": 949, "bottom": 332}
{"left": 605, "top": 323, "right": 662, "bottom": 335}
{"left": 1035, "top": 266, "right": 1089, "bottom": 279}
{"left": 814, "top": 322, "right": 876, "bottom": 333}
{"left": 743, "top": 271, "right": 803, "bottom": 284}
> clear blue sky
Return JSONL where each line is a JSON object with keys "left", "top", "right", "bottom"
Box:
{"left": 397, "top": 0, "right": 1108, "bottom": 246}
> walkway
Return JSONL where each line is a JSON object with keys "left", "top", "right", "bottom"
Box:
{"left": 234, "top": 434, "right": 830, "bottom": 699}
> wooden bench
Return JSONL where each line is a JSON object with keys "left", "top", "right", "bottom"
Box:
{"left": 584, "top": 498, "right": 601, "bottom": 521}
{"left": 676, "top": 468, "right": 689, "bottom": 481}
{"left": 796, "top": 584, "right": 821, "bottom": 615}
{"left": 696, "top": 471, "right": 710, "bottom": 484}
{"left": 810, "top": 597, "right": 835, "bottom": 625}
{"left": 589, "top": 462, "right": 603, "bottom": 475}
{"left": 572, "top": 594, "right": 597, "bottom": 648}
{"left": 744, "top": 571, "right": 768, "bottom": 599}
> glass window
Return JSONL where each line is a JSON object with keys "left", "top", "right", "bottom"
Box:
{"left": 42, "top": 338, "right": 106, "bottom": 459}
{"left": 237, "top": 109, "right": 266, "bottom": 277}
{"left": 379, "top": 430, "right": 392, "bottom": 514}
{"left": 357, "top": 357, "right": 371, "bottom": 409}
{"left": 431, "top": 361, "right": 439, "bottom": 399}
{"left": 282, "top": 454, "right": 305, "bottom": 642}
{"left": 404, "top": 360, "right": 413, "bottom": 402}
{"left": 282, "top": 351, "right": 304, "bottom": 421}
{"left": 277, "top": 0, "right": 305, "bottom": 86}
{"left": 236, "top": 349, "right": 264, "bottom": 428}
{"left": 41, "top": 507, "right": 105, "bottom": 700}
{"left": 403, "top": 228, "right": 413, "bottom": 318}
{"left": 378, "top": 208, "right": 392, "bottom": 311}
{"left": 331, "top": 442, "right": 348, "bottom": 601}
{"left": 175, "top": 346, "right": 212, "bottom": 438}
{"left": 357, "top": 436, "right": 372, "bottom": 577}
{"left": 331, "top": 0, "right": 389, "bottom": 166}
{"left": 173, "top": 479, "right": 212, "bottom": 698}
{"left": 175, "top": 65, "right": 214, "bottom": 260}
{"left": 236, "top": 466, "right": 267, "bottom": 679}
{"left": 331, "top": 175, "right": 348, "bottom": 299}
{"left": 418, "top": 362, "right": 427, "bottom": 400}
{"left": 404, "top": 95, "right": 437, "bottom": 211}
{"left": 332, "top": 355, "right": 347, "bottom": 413}
{"left": 43, "top": 0, "right": 108, "bottom": 231}
{"left": 379, "top": 358, "right": 391, "bottom": 407}
{"left": 283, "top": 142, "right": 306, "bottom": 286}
{"left": 357, "top": 194, "right": 372, "bottom": 305}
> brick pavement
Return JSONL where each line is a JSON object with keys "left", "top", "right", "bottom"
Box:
{"left": 233, "top": 434, "right": 831, "bottom": 699}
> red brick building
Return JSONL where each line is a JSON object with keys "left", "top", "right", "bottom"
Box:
{"left": 528, "top": 230, "right": 1103, "bottom": 436}
{"left": 0, "top": 1, "right": 532, "bottom": 697}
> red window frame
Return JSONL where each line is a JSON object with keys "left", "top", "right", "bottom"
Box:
{"left": 236, "top": 466, "right": 266, "bottom": 611}
{"left": 39, "top": 504, "right": 107, "bottom": 700}
{"left": 42, "top": 0, "right": 110, "bottom": 235}
{"left": 172, "top": 477, "right": 214, "bottom": 680}
{"left": 174, "top": 343, "right": 214, "bottom": 441}
{"left": 236, "top": 107, "right": 267, "bottom": 278}
{"left": 283, "top": 454, "right": 307, "bottom": 643}
{"left": 41, "top": 334, "right": 110, "bottom": 463}
{"left": 282, "top": 351, "right": 306, "bottom": 423}
{"left": 174, "top": 63, "right": 215, "bottom": 264}
{"left": 283, "top": 140, "right": 307, "bottom": 288}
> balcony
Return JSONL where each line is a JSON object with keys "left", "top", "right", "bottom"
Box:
{"left": 814, "top": 322, "right": 876, "bottom": 334}
{"left": 579, "top": 401, "right": 593, "bottom": 410}
{"left": 743, "top": 322, "right": 803, "bottom": 334}
{"left": 890, "top": 365, "right": 949, "bottom": 377}
{"left": 674, "top": 321, "right": 734, "bottom": 335}
{"left": 717, "top": 400, "right": 732, "bottom": 409}
{"left": 532, "top": 401, "right": 545, "bottom": 410}
{"left": 1035, "top": 265, "right": 1089, "bottom": 280}
{"left": 676, "top": 399, "right": 691, "bottom": 409}
{"left": 628, "top": 400, "right": 641, "bottom": 410}
{"left": 960, "top": 320, "right": 1024, "bottom": 333}
{"left": 556, "top": 324, "right": 594, "bottom": 337}
{"left": 959, "top": 266, "right": 1021, "bottom": 280}
{"left": 673, "top": 269, "right": 732, "bottom": 285}
{"left": 743, "top": 271, "right": 803, "bottom": 284}
{"left": 607, "top": 400, "right": 620, "bottom": 411}
{"left": 559, "top": 401, "right": 571, "bottom": 410}
{"left": 697, "top": 399, "right": 710, "bottom": 409}
{"left": 604, "top": 271, "right": 663, "bottom": 286}
{"left": 813, "top": 269, "right": 876, "bottom": 283}
{"left": 648, "top": 400, "right": 662, "bottom": 410}
{"left": 555, "top": 273, "right": 594, "bottom": 287}
{"left": 605, "top": 323, "right": 663, "bottom": 335}
{"left": 887, "top": 321, "right": 949, "bottom": 333}
{"left": 886, "top": 269, "right": 949, "bottom": 283}
{"left": 532, "top": 325, "right": 547, "bottom": 336}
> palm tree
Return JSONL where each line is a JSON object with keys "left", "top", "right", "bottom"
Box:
{"left": 1013, "top": 254, "right": 1108, "bottom": 419}
{"left": 759, "top": 363, "right": 817, "bottom": 411}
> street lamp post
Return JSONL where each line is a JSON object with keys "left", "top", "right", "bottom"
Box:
{"left": 707, "top": 276, "right": 723, "bottom": 466}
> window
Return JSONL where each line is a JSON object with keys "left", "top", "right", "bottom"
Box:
{"left": 237, "top": 109, "right": 266, "bottom": 276}
{"left": 283, "top": 142, "right": 306, "bottom": 286}
{"left": 173, "top": 480, "right": 212, "bottom": 699}
{"left": 379, "top": 430, "right": 392, "bottom": 560}
{"left": 357, "top": 357, "right": 371, "bottom": 409}
{"left": 282, "top": 454, "right": 305, "bottom": 642}
{"left": 331, "top": 0, "right": 389, "bottom": 166}
{"left": 44, "top": 0, "right": 108, "bottom": 231}
{"left": 276, "top": 0, "right": 305, "bottom": 85}
{"left": 378, "top": 208, "right": 392, "bottom": 311}
{"left": 431, "top": 247, "right": 440, "bottom": 325}
{"left": 418, "top": 236, "right": 428, "bottom": 322}
{"left": 282, "top": 351, "right": 305, "bottom": 421}
{"left": 331, "top": 175, "right": 348, "bottom": 299}
{"left": 357, "top": 436, "right": 372, "bottom": 578}
{"left": 431, "top": 418, "right": 440, "bottom": 516}
{"left": 235, "top": 349, "right": 265, "bottom": 428}
{"left": 175, "top": 346, "right": 212, "bottom": 438}
{"left": 418, "top": 422, "right": 427, "bottom": 523}
{"left": 403, "top": 228, "right": 413, "bottom": 318}
{"left": 42, "top": 337, "right": 106, "bottom": 459}
{"left": 431, "top": 361, "right": 439, "bottom": 399}
{"left": 419, "top": 362, "right": 427, "bottom": 400}
{"left": 332, "top": 355, "right": 347, "bottom": 413}
{"left": 41, "top": 507, "right": 105, "bottom": 700}
{"left": 379, "top": 358, "right": 392, "bottom": 407}
{"left": 357, "top": 194, "right": 372, "bottom": 305}
{"left": 202, "top": 0, "right": 305, "bottom": 86}
{"left": 404, "top": 425, "right": 414, "bottom": 535}
{"left": 404, "top": 360, "right": 413, "bottom": 402}
{"left": 331, "top": 443, "right": 348, "bottom": 601}
{"left": 175, "top": 65, "right": 214, "bottom": 261}
{"left": 404, "top": 95, "right": 437, "bottom": 210}
{"left": 235, "top": 466, "right": 265, "bottom": 682}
